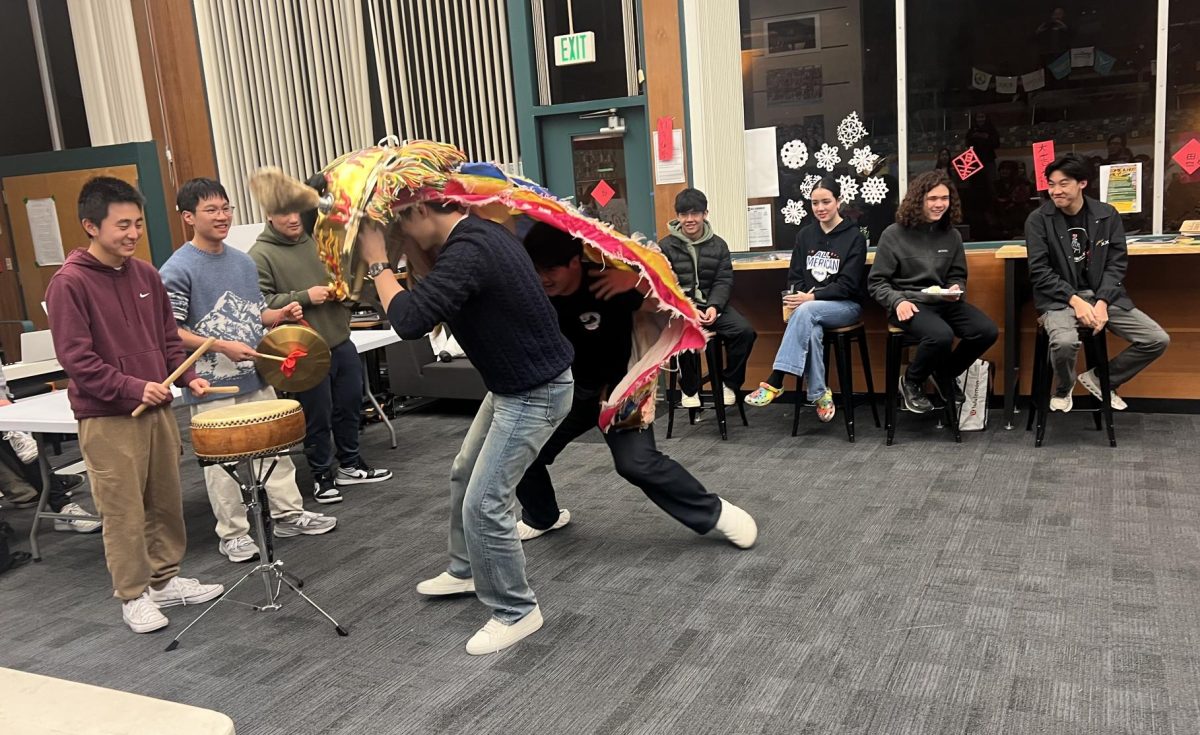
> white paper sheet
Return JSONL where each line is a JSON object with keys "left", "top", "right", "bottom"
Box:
{"left": 747, "top": 204, "right": 773, "bottom": 249}
{"left": 26, "top": 198, "right": 65, "bottom": 266}
{"left": 744, "top": 127, "right": 780, "bottom": 199}
{"left": 652, "top": 130, "right": 687, "bottom": 185}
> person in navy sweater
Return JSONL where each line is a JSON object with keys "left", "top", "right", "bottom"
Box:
{"left": 360, "top": 203, "right": 574, "bottom": 655}
{"left": 744, "top": 177, "right": 867, "bottom": 422}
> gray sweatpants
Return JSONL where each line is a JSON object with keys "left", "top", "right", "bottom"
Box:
{"left": 1039, "top": 290, "right": 1170, "bottom": 395}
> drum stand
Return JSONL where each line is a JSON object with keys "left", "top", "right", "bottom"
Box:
{"left": 165, "top": 455, "right": 348, "bottom": 651}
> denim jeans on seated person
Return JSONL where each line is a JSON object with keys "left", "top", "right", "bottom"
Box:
{"left": 446, "top": 368, "right": 573, "bottom": 624}
{"left": 773, "top": 300, "right": 862, "bottom": 400}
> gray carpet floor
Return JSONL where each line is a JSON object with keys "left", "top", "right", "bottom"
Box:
{"left": 2, "top": 400, "right": 1199, "bottom": 734}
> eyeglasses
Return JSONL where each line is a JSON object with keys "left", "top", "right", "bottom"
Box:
{"left": 198, "top": 205, "right": 235, "bottom": 216}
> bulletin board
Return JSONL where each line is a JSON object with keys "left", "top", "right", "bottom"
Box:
{"left": 1, "top": 165, "right": 148, "bottom": 330}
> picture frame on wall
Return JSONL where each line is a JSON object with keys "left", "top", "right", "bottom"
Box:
{"left": 765, "top": 14, "right": 820, "bottom": 57}
{"left": 766, "top": 65, "right": 824, "bottom": 106}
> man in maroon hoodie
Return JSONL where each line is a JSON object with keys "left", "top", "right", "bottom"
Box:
{"left": 46, "top": 177, "right": 224, "bottom": 634}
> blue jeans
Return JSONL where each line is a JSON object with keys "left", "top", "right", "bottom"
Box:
{"left": 446, "top": 369, "right": 573, "bottom": 623}
{"left": 773, "top": 300, "right": 862, "bottom": 400}
{"left": 294, "top": 339, "right": 362, "bottom": 476}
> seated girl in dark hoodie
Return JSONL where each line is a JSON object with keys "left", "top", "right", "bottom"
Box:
{"left": 744, "top": 177, "right": 867, "bottom": 422}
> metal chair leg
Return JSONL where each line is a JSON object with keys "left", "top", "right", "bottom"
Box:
{"left": 856, "top": 329, "right": 881, "bottom": 429}
{"left": 835, "top": 332, "right": 855, "bottom": 443}
{"left": 885, "top": 332, "right": 901, "bottom": 446}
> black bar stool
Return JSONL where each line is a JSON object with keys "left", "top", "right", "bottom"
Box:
{"left": 1027, "top": 324, "right": 1116, "bottom": 447}
{"left": 666, "top": 337, "right": 749, "bottom": 441}
{"left": 884, "top": 325, "right": 962, "bottom": 446}
{"left": 790, "top": 322, "right": 880, "bottom": 442}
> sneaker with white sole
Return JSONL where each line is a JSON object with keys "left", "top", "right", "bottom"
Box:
{"left": 465, "top": 606, "right": 544, "bottom": 655}
{"left": 722, "top": 385, "right": 737, "bottom": 406}
{"left": 313, "top": 474, "right": 343, "bottom": 504}
{"left": 274, "top": 510, "right": 337, "bottom": 537}
{"left": 218, "top": 535, "right": 260, "bottom": 562}
{"left": 335, "top": 460, "right": 392, "bottom": 486}
{"left": 680, "top": 392, "right": 701, "bottom": 408}
{"left": 148, "top": 576, "right": 224, "bottom": 608}
{"left": 53, "top": 502, "right": 101, "bottom": 534}
{"left": 517, "top": 509, "right": 571, "bottom": 541}
{"left": 712, "top": 498, "right": 758, "bottom": 549}
{"left": 122, "top": 592, "right": 168, "bottom": 634}
{"left": 3, "top": 431, "right": 38, "bottom": 464}
{"left": 1050, "top": 393, "right": 1073, "bottom": 413}
{"left": 416, "top": 571, "right": 476, "bottom": 596}
{"left": 1078, "top": 369, "right": 1126, "bottom": 410}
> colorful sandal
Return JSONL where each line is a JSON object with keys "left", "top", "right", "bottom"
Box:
{"left": 744, "top": 382, "right": 783, "bottom": 407}
{"left": 815, "top": 389, "right": 836, "bottom": 422}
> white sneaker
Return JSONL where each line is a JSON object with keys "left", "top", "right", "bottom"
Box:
{"left": 218, "top": 535, "right": 260, "bottom": 563}
{"left": 1078, "top": 369, "right": 1127, "bottom": 410}
{"left": 148, "top": 576, "right": 224, "bottom": 607}
{"left": 416, "top": 571, "right": 475, "bottom": 596}
{"left": 3, "top": 431, "right": 38, "bottom": 464}
{"left": 680, "top": 393, "right": 701, "bottom": 408}
{"left": 722, "top": 385, "right": 737, "bottom": 406}
{"left": 517, "top": 509, "right": 571, "bottom": 541}
{"left": 465, "top": 606, "right": 544, "bottom": 655}
{"left": 712, "top": 498, "right": 758, "bottom": 549}
{"left": 122, "top": 592, "right": 168, "bottom": 634}
{"left": 273, "top": 510, "right": 337, "bottom": 537}
{"left": 1050, "top": 393, "right": 1073, "bottom": 413}
{"left": 53, "top": 503, "right": 101, "bottom": 534}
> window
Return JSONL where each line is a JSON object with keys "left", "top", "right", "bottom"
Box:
{"left": 741, "top": 1, "right": 898, "bottom": 248}
{"left": 534, "top": 0, "right": 638, "bottom": 105}
{"left": 1165, "top": 0, "right": 1200, "bottom": 231}
{"left": 905, "top": 1, "right": 1158, "bottom": 241}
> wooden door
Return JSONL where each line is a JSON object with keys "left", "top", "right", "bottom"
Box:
{"left": 0, "top": 165, "right": 150, "bottom": 331}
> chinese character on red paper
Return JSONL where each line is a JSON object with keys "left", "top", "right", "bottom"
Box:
{"left": 1174, "top": 139, "right": 1200, "bottom": 176}
{"left": 591, "top": 180, "right": 616, "bottom": 208}
{"left": 952, "top": 147, "right": 984, "bottom": 181}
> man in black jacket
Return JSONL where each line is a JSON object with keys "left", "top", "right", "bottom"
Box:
{"left": 659, "top": 188, "right": 757, "bottom": 407}
{"left": 1025, "top": 153, "right": 1169, "bottom": 412}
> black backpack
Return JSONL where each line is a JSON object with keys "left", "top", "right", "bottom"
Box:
{"left": 0, "top": 520, "right": 31, "bottom": 574}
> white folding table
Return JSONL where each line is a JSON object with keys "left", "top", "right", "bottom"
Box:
{"left": 348, "top": 327, "right": 401, "bottom": 448}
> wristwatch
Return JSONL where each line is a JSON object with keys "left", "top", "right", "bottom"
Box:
{"left": 367, "top": 262, "right": 393, "bottom": 279}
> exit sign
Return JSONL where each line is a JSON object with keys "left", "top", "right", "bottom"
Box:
{"left": 554, "top": 31, "right": 596, "bottom": 67}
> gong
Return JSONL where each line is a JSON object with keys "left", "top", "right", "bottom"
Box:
{"left": 255, "top": 323, "right": 331, "bottom": 393}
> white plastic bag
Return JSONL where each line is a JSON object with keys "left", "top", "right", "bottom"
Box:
{"left": 956, "top": 359, "right": 990, "bottom": 431}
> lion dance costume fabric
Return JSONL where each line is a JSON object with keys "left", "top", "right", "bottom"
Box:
{"left": 297, "top": 139, "right": 706, "bottom": 432}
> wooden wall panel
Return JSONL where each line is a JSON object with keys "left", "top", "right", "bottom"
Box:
{"left": 131, "top": 0, "right": 218, "bottom": 249}
{"left": 0, "top": 204, "right": 26, "bottom": 361}
{"left": 643, "top": 0, "right": 687, "bottom": 240}
{"left": 730, "top": 252, "right": 1200, "bottom": 401}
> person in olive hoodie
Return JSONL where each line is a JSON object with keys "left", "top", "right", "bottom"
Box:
{"left": 1026, "top": 153, "right": 1169, "bottom": 413}
{"left": 249, "top": 201, "right": 391, "bottom": 505}
{"left": 660, "top": 188, "right": 757, "bottom": 407}
{"left": 868, "top": 170, "right": 998, "bottom": 414}
{"left": 743, "top": 177, "right": 866, "bottom": 422}
{"left": 46, "top": 176, "right": 223, "bottom": 634}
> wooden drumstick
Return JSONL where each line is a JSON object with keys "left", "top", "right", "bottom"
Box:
{"left": 256, "top": 353, "right": 287, "bottom": 362}
{"left": 200, "top": 386, "right": 240, "bottom": 395}
{"left": 131, "top": 337, "right": 217, "bottom": 417}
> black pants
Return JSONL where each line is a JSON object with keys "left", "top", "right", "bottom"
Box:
{"left": 893, "top": 300, "right": 999, "bottom": 384}
{"left": 515, "top": 394, "right": 722, "bottom": 534}
{"left": 679, "top": 306, "right": 757, "bottom": 394}
{"left": 294, "top": 339, "right": 362, "bottom": 476}
{"left": 0, "top": 440, "right": 68, "bottom": 511}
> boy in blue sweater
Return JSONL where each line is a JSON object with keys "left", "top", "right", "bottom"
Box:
{"left": 361, "top": 202, "right": 574, "bottom": 655}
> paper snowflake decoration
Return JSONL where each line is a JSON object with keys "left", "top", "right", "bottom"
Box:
{"left": 782, "top": 199, "right": 807, "bottom": 225}
{"left": 835, "top": 175, "right": 859, "bottom": 204}
{"left": 780, "top": 140, "right": 808, "bottom": 169}
{"left": 849, "top": 146, "right": 879, "bottom": 176}
{"left": 815, "top": 144, "right": 840, "bottom": 172}
{"left": 861, "top": 176, "right": 889, "bottom": 205}
{"left": 836, "top": 112, "right": 868, "bottom": 148}
{"left": 799, "top": 174, "right": 823, "bottom": 199}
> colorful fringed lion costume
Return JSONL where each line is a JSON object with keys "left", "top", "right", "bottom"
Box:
{"left": 253, "top": 140, "right": 706, "bottom": 431}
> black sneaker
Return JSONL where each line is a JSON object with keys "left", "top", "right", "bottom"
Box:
{"left": 313, "top": 474, "right": 343, "bottom": 504}
{"left": 899, "top": 376, "right": 934, "bottom": 414}
{"left": 335, "top": 460, "right": 393, "bottom": 486}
